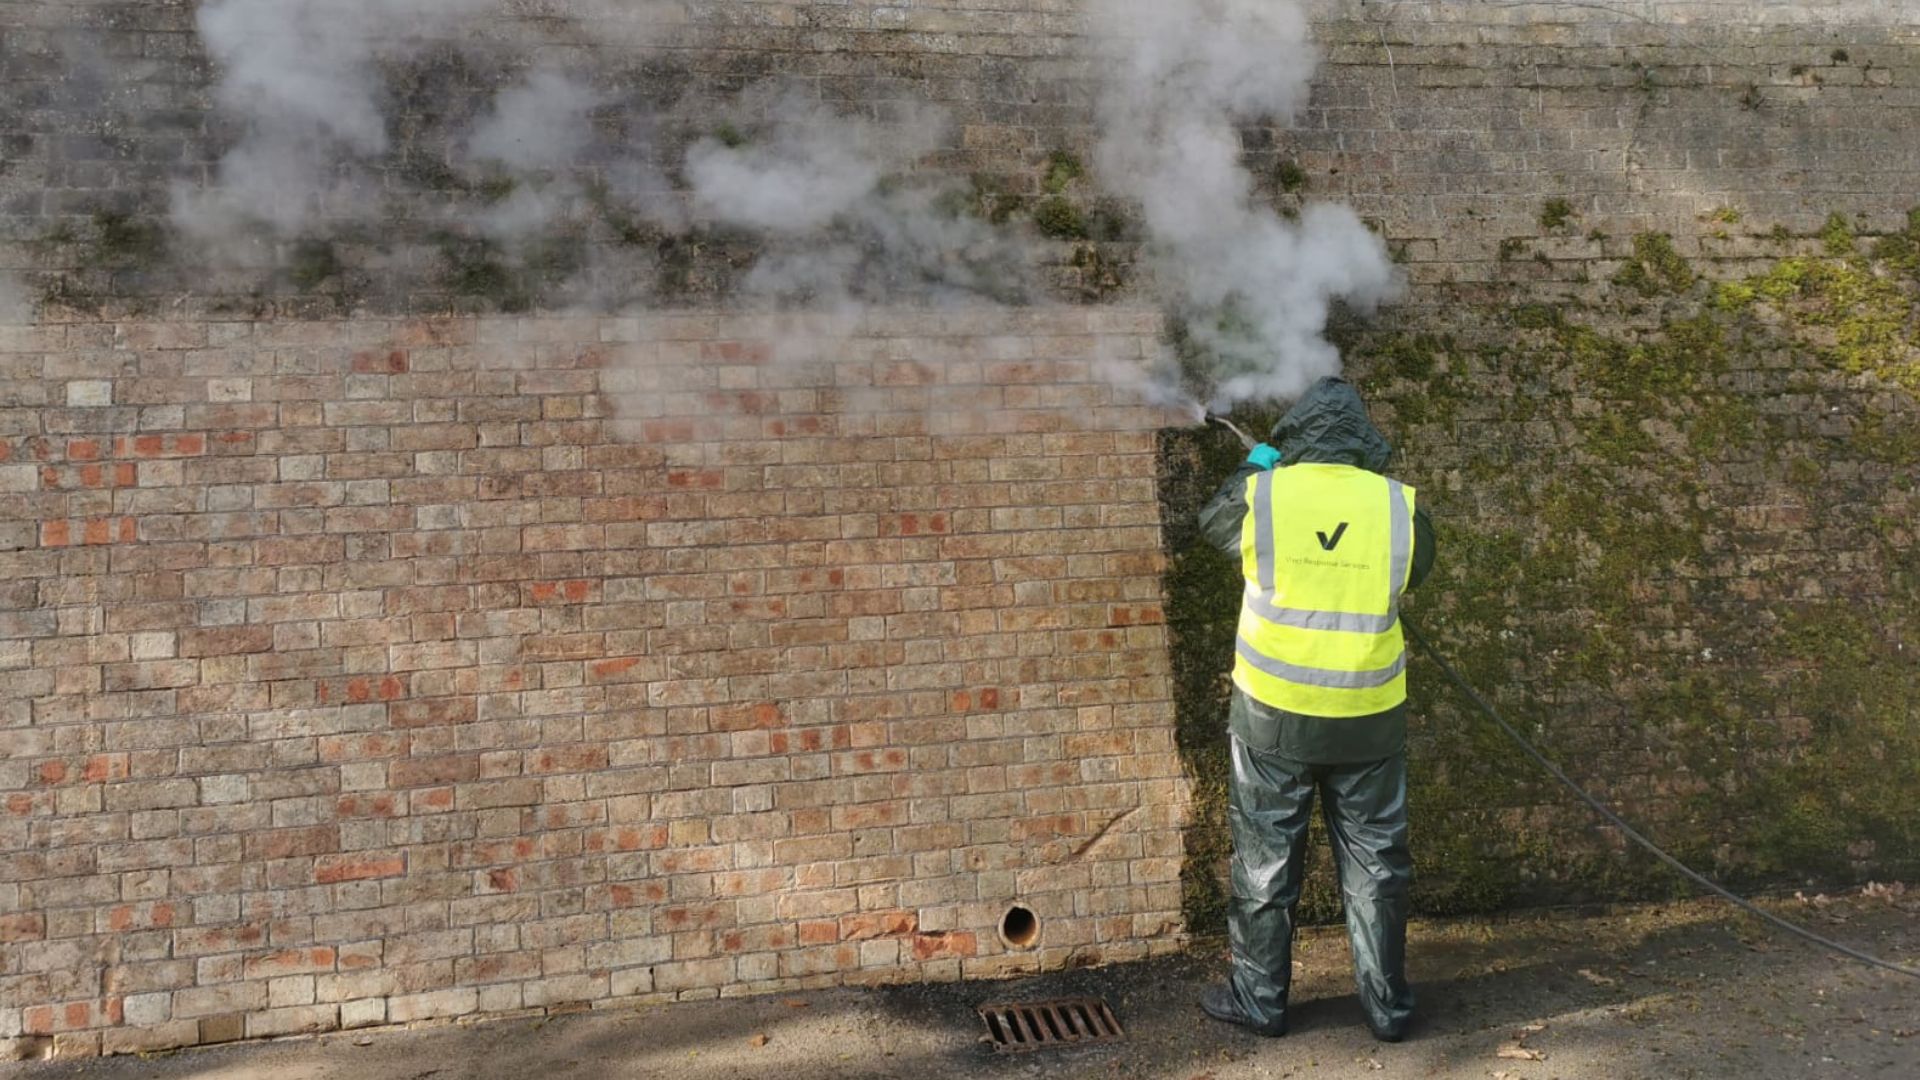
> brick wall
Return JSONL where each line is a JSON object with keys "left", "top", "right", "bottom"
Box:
{"left": 0, "top": 308, "right": 1189, "bottom": 1059}
{"left": 2, "top": 0, "right": 1917, "bottom": 1061}
{"left": 4, "top": 2, "right": 1918, "bottom": 314}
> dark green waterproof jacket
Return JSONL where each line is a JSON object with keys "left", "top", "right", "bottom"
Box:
{"left": 1197, "top": 377, "right": 1436, "bottom": 764}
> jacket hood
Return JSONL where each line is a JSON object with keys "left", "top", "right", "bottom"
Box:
{"left": 1268, "top": 376, "right": 1393, "bottom": 473}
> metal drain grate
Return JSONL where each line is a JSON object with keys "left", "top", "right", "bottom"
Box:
{"left": 977, "top": 997, "right": 1125, "bottom": 1054}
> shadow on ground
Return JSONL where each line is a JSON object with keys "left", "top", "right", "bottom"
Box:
{"left": 6, "top": 894, "right": 1916, "bottom": 1080}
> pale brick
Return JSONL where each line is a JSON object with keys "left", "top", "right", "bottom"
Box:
{"left": 246, "top": 1004, "right": 336, "bottom": 1039}
{"left": 339, "top": 998, "right": 386, "bottom": 1029}
{"left": 386, "top": 989, "right": 477, "bottom": 1024}
{"left": 66, "top": 381, "right": 112, "bottom": 407}
{"left": 172, "top": 982, "right": 266, "bottom": 1020}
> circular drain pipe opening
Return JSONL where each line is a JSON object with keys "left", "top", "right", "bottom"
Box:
{"left": 999, "top": 904, "right": 1040, "bottom": 951}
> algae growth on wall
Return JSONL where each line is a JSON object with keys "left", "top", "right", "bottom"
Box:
{"left": 1159, "top": 212, "right": 1920, "bottom": 929}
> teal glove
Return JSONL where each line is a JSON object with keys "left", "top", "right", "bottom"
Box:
{"left": 1247, "top": 443, "right": 1282, "bottom": 470}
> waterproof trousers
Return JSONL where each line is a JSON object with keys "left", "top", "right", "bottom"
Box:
{"left": 1226, "top": 735, "right": 1416, "bottom": 1036}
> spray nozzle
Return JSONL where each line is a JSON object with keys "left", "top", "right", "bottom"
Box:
{"left": 1205, "top": 413, "right": 1259, "bottom": 451}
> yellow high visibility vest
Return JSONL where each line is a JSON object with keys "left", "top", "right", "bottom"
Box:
{"left": 1234, "top": 463, "right": 1417, "bottom": 718}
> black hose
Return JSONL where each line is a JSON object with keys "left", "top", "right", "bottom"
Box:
{"left": 1402, "top": 617, "right": 1920, "bottom": 980}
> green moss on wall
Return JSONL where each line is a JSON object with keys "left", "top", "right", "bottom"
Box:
{"left": 288, "top": 239, "right": 342, "bottom": 290}
{"left": 1871, "top": 208, "right": 1920, "bottom": 281}
{"left": 91, "top": 211, "right": 168, "bottom": 267}
{"left": 1612, "top": 233, "right": 1697, "bottom": 297}
{"left": 1736, "top": 247, "right": 1918, "bottom": 391}
{"left": 1159, "top": 212, "right": 1920, "bottom": 931}
{"left": 1042, "top": 151, "right": 1084, "bottom": 195}
{"left": 1034, "top": 196, "right": 1089, "bottom": 240}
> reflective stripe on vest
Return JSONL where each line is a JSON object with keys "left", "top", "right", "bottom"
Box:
{"left": 1233, "top": 465, "right": 1416, "bottom": 717}
{"left": 1235, "top": 637, "right": 1408, "bottom": 688}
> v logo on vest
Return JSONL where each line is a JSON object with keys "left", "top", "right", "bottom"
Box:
{"left": 1316, "top": 522, "right": 1350, "bottom": 551}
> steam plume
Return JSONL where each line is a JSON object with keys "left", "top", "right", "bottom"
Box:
{"left": 1088, "top": 0, "right": 1402, "bottom": 407}
{"left": 174, "top": 0, "right": 493, "bottom": 257}
{"left": 684, "top": 85, "right": 1034, "bottom": 308}
{"left": 461, "top": 71, "right": 604, "bottom": 242}
{"left": 465, "top": 71, "right": 603, "bottom": 176}
{"left": 157, "top": 0, "right": 1392, "bottom": 401}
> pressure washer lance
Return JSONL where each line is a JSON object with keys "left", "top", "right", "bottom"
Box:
{"left": 1402, "top": 617, "right": 1920, "bottom": 980}
{"left": 1205, "top": 413, "right": 1260, "bottom": 451}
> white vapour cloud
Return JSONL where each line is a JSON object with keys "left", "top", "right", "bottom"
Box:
{"left": 175, "top": 0, "right": 681, "bottom": 300}
{"left": 1088, "top": 0, "right": 1402, "bottom": 408}
{"left": 684, "top": 85, "right": 1033, "bottom": 308}
{"left": 685, "top": 87, "right": 914, "bottom": 234}
{"left": 161, "top": 0, "right": 1394, "bottom": 352}
{"left": 173, "top": 0, "right": 492, "bottom": 255}
{"left": 461, "top": 71, "right": 605, "bottom": 241}
{"left": 465, "top": 71, "right": 603, "bottom": 172}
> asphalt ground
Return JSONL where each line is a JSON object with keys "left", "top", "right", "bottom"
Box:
{"left": 7, "top": 890, "right": 1917, "bottom": 1080}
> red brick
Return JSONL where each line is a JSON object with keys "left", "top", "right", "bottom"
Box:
{"left": 81, "top": 755, "right": 129, "bottom": 782}
{"left": 388, "top": 698, "right": 477, "bottom": 728}
{"left": 586, "top": 656, "right": 644, "bottom": 681}
{"left": 638, "top": 419, "right": 696, "bottom": 442}
{"left": 244, "top": 948, "right": 337, "bottom": 977}
{"left": 49, "top": 516, "right": 140, "bottom": 545}
{"left": 22, "top": 998, "right": 120, "bottom": 1034}
{"left": 769, "top": 726, "right": 851, "bottom": 754}
{"left": 352, "top": 349, "right": 409, "bottom": 373}
{"left": 910, "top": 932, "right": 979, "bottom": 961}
{"left": 700, "top": 340, "right": 772, "bottom": 363}
{"left": 180, "top": 626, "right": 276, "bottom": 657}
{"left": 665, "top": 469, "right": 725, "bottom": 490}
{"left": 0, "top": 913, "right": 45, "bottom": 942}
{"left": 529, "top": 745, "right": 609, "bottom": 774}
{"left": 105, "top": 902, "right": 179, "bottom": 931}
{"left": 701, "top": 390, "right": 776, "bottom": 413}
{"left": 528, "top": 579, "right": 595, "bottom": 604}
{"left": 881, "top": 512, "right": 950, "bottom": 537}
{"left": 950, "top": 687, "right": 1003, "bottom": 713}
{"left": 119, "top": 434, "right": 205, "bottom": 459}
{"left": 21, "top": 1006, "right": 52, "bottom": 1035}
{"left": 713, "top": 702, "right": 785, "bottom": 731}
{"left": 606, "top": 882, "right": 668, "bottom": 908}
{"left": 584, "top": 825, "right": 667, "bottom": 853}
{"left": 458, "top": 953, "right": 541, "bottom": 984}
{"left": 389, "top": 756, "right": 479, "bottom": 788}
{"left": 246, "top": 826, "right": 340, "bottom": 862}
{"left": 1107, "top": 604, "right": 1164, "bottom": 626}
{"left": 317, "top": 733, "right": 407, "bottom": 762}
{"left": 318, "top": 675, "right": 407, "bottom": 704}
{"left": 839, "top": 911, "right": 917, "bottom": 941}
{"left": 336, "top": 794, "right": 401, "bottom": 818}
{"left": 313, "top": 853, "right": 406, "bottom": 884}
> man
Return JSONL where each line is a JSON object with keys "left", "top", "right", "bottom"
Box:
{"left": 1195, "top": 376, "right": 1435, "bottom": 1042}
